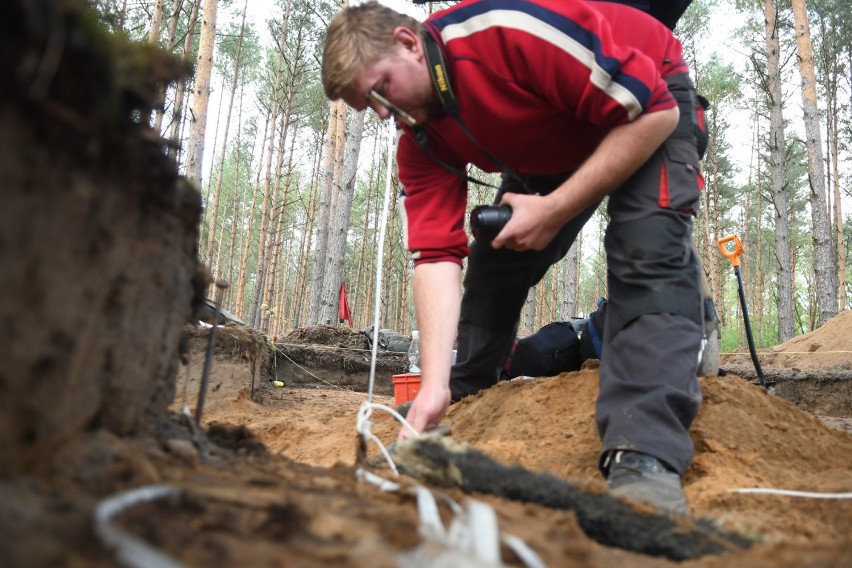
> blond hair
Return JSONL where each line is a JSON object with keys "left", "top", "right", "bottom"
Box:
{"left": 322, "top": 1, "right": 424, "bottom": 100}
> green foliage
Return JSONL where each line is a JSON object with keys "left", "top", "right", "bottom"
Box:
{"left": 91, "top": 0, "right": 150, "bottom": 38}
{"left": 216, "top": 18, "right": 262, "bottom": 84}
{"left": 676, "top": 0, "right": 716, "bottom": 72}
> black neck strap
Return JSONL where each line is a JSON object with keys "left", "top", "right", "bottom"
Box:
{"left": 423, "top": 30, "right": 459, "bottom": 116}
{"left": 413, "top": 31, "right": 529, "bottom": 194}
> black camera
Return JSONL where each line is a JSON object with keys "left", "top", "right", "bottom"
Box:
{"left": 470, "top": 205, "right": 512, "bottom": 242}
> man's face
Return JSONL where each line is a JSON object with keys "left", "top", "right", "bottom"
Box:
{"left": 341, "top": 27, "right": 438, "bottom": 126}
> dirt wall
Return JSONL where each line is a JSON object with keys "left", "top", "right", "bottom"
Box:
{"left": 174, "top": 325, "right": 272, "bottom": 414}
{"left": 0, "top": 1, "right": 203, "bottom": 476}
{"left": 273, "top": 325, "right": 407, "bottom": 396}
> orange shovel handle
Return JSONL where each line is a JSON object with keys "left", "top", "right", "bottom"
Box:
{"left": 717, "top": 235, "right": 743, "bottom": 268}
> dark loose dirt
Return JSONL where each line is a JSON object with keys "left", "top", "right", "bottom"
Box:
{"left": 2, "top": 317, "right": 850, "bottom": 567}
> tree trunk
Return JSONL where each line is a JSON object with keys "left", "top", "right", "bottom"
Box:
{"left": 309, "top": 99, "right": 345, "bottom": 324}
{"left": 361, "top": 143, "right": 386, "bottom": 327}
{"left": 291, "top": 131, "right": 324, "bottom": 328}
{"left": 272, "top": 126, "right": 300, "bottom": 336}
{"left": 764, "top": 0, "right": 795, "bottom": 342}
{"left": 200, "top": 77, "right": 224, "bottom": 256}
{"left": 574, "top": 231, "right": 583, "bottom": 314}
{"left": 234, "top": 114, "right": 270, "bottom": 318}
{"left": 748, "top": 116, "right": 764, "bottom": 344}
{"left": 274, "top": 217, "right": 297, "bottom": 337}
{"left": 205, "top": 0, "right": 249, "bottom": 274}
{"left": 596, "top": 211, "right": 607, "bottom": 303}
{"left": 318, "top": 110, "right": 366, "bottom": 325}
{"left": 164, "top": 1, "right": 186, "bottom": 52}
{"left": 148, "top": 0, "right": 164, "bottom": 44}
{"left": 260, "top": 152, "right": 289, "bottom": 333}
{"left": 247, "top": 129, "right": 274, "bottom": 328}
{"left": 791, "top": 0, "right": 836, "bottom": 327}
{"left": 560, "top": 242, "right": 579, "bottom": 320}
{"left": 535, "top": 278, "right": 543, "bottom": 330}
{"left": 117, "top": 0, "right": 128, "bottom": 30}
{"left": 830, "top": 100, "right": 846, "bottom": 311}
{"left": 381, "top": 176, "right": 401, "bottom": 329}
{"left": 253, "top": 113, "right": 288, "bottom": 329}
{"left": 544, "top": 268, "right": 552, "bottom": 324}
{"left": 247, "top": 23, "right": 290, "bottom": 328}
{"left": 261, "top": 37, "right": 301, "bottom": 331}
{"left": 184, "top": 0, "right": 218, "bottom": 189}
{"left": 819, "top": 17, "right": 846, "bottom": 312}
{"left": 845, "top": 45, "right": 852, "bottom": 309}
{"left": 152, "top": 0, "right": 185, "bottom": 134}
{"left": 166, "top": 1, "right": 199, "bottom": 162}
{"left": 354, "top": 132, "right": 380, "bottom": 330}
{"left": 709, "top": 111, "right": 722, "bottom": 312}
{"left": 756, "top": 169, "right": 765, "bottom": 343}
{"left": 224, "top": 86, "right": 247, "bottom": 298}
{"left": 522, "top": 288, "right": 536, "bottom": 337}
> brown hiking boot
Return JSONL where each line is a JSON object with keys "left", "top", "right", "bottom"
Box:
{"left": 606, "top": 450, "right": 689, "bottom": 517}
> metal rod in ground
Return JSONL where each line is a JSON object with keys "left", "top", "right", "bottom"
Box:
{"left": 196, "top": 281, "right": 228, "bottom": 426}
{"left": 733, "top": 266, "right": 774, "bottom": 392}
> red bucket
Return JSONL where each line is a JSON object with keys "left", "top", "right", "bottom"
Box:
{"left": 392, "top": 373, "right": 421, "bottom": 406}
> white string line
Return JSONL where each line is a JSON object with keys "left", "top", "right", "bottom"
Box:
{"left": 94, "top": 485, "right": 185, "bottom": 568}
{"left": 721, "top": 350, "right": 852, "bottom": 355}
{"left": 356, "top": 468, "right": 402, "bottom": 492}
{"left": 356, "top": 121, "right": 422, "bottom": 476}
{"left": 359, "top": 470, "right": 545, "bottom": 568}
{"left": 354, "top": 410, "right": 422, "bottom": 476}
{"left": 275, "top": 341, "right": 402, "bottom": 354}
{"left": 363, "top": 402, "right": 421, "bottom": 439}
{"left": 730, "top": 488, "right": 852, "bottom": 499}
{"left": 365, "top": 121, "right": 399, "bottom": 407}
{"left": 274, "top": 349, "right": 350, "bottom": 391}
{"left": 350, "top": 106, "right": 545, "bottom": 568}
{"left": 356, "top": 404, "right": 400, "bottom": 477}
{"left": 355, "top": 402, "right": 421, "bottom": 476}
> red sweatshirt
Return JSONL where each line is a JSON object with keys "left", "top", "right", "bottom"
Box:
{"left": 397, "top": 0, "right": 688, "bottom": 265}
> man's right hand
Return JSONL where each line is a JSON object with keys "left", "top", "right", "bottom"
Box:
{"left": 397, "top": 379, "right": 451, "bottom": 440}
{"left": 399, "top": 261, "right": 462, "bottom": 440}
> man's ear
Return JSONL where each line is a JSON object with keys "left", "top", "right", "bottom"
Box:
{"left": 393, "top": 26, "right": 422, "bottom": 57}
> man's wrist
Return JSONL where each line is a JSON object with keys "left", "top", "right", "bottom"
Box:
{"left": 545, "top": 187, "right": 580, "bottom": 226}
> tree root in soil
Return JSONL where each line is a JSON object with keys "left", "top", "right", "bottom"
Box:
{"left": 394, "top": 436, "right": 752, "bottom": 562}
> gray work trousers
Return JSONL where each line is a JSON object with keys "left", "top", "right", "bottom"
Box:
{"left": 449, "top": 73, "right": 704, "bottom": 476}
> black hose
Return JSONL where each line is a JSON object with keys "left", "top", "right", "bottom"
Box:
{"left": 733, "top": 266, "right": 775, "bottom": 393}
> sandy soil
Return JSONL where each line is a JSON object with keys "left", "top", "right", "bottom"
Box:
{"left": 2, "top": 315, "right": 851, "bottom": 567}
{"left": 722, "top": 311, "right": 852, "bottom": 372}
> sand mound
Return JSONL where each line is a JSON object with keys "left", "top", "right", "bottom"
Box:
{"left": 441, "top": 371, "right": 852, "bottom": 543}
{"left": 722, "top": 310, "right": 852, "bottom": 372}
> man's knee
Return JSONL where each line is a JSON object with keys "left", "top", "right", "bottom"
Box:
{"left": 604, "top": 214, "right": 702, "bottom": 340}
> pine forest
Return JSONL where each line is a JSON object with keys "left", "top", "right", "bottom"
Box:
{"left": 93, "top": 0, "right": 852, "bottom": 352}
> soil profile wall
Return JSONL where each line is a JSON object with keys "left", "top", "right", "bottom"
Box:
{"left": 0, "top": 1, "right": 203, "bottom": 476}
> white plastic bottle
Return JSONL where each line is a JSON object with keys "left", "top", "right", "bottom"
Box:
{"left": 408, "top": 330, "right": 421, "bottom": 373}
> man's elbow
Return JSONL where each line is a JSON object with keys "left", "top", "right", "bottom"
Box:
{"left": 663, "top": 105, "right": 679, "bottom": 134}
{"left": 643, "top": 105, "right": 679, "bottom": 145}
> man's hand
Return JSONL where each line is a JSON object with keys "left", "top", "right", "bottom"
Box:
{"left": 398, "top": 379, "right": 451, "bottom": 440}
{"left": 491, "top": 193, "right": 562, "bottom": 251}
